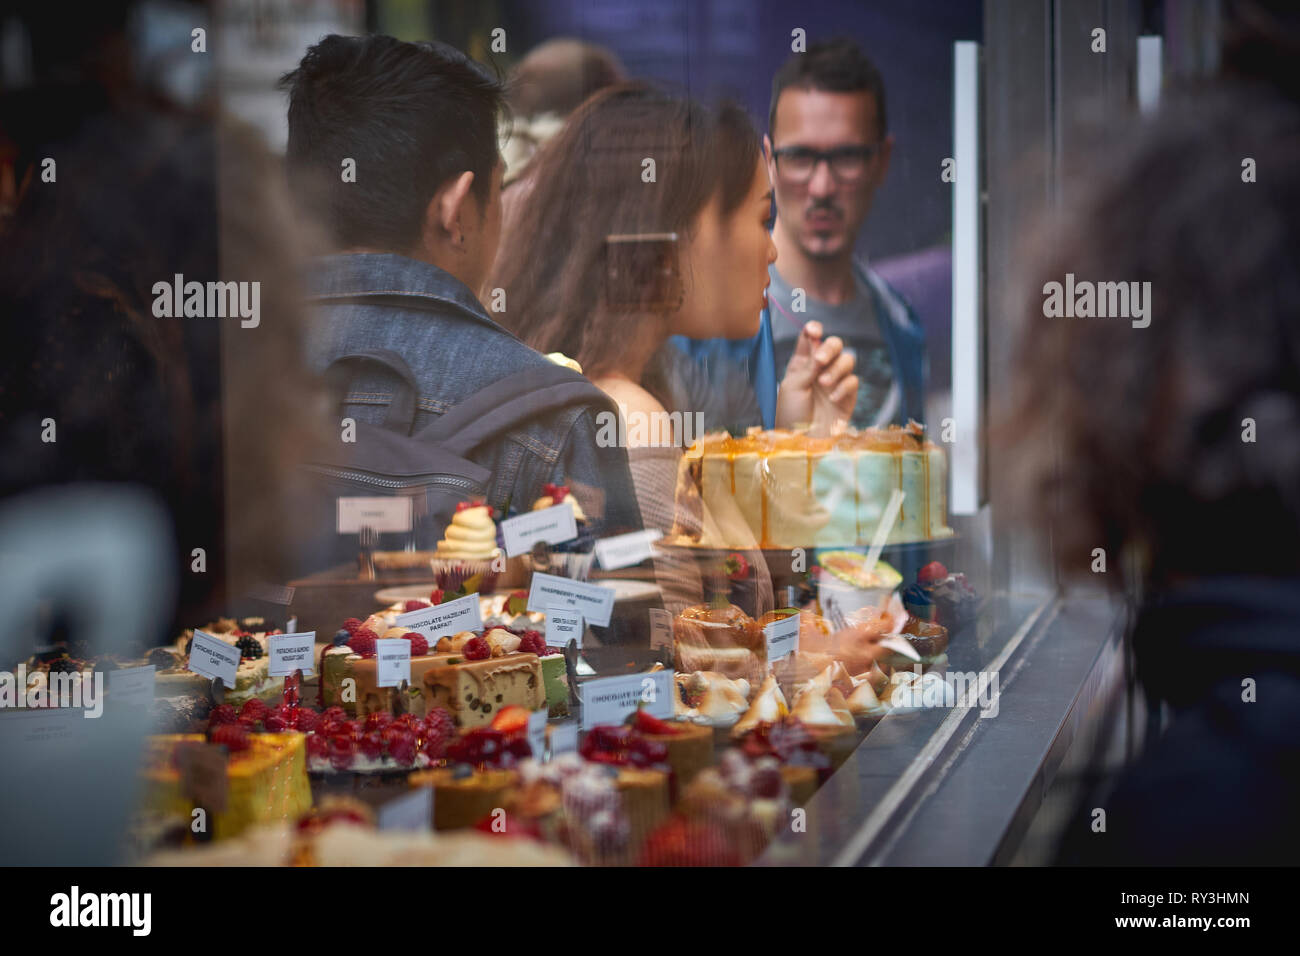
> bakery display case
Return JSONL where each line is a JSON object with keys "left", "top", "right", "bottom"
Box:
{"left": 1, "top": 0, "right": 1174, "bottom": 871}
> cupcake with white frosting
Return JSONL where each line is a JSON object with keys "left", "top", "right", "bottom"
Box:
{"left": 430, "top": 501, "right": 502, "bottom": 594}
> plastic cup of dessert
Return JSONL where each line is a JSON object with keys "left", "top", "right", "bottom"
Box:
{"left": 818, "top": 574, "right": 898, "bottom": 623}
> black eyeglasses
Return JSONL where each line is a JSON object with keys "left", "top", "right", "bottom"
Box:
{"left": 772, "top": 144, "right": 881, "bottom": 184}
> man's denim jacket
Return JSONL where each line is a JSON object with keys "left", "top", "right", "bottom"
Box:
{"left": 303, "top": 253, "right": 643, "bottom": 536}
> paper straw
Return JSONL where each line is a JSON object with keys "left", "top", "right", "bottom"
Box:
{"left": 863, "top": 489, "right": 905, "bottom": 574}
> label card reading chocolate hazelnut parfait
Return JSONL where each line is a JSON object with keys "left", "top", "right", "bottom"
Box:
{"left": 546, "top": 606, "right": 583, "bottom": 649}
{"left": 268, "top": 632, "right": 317, "bottom": 678}
{"left": 593, "top": 529, "right": 662, "bottom": 569}
{"left": 500, "top": 502, "right": 578, "bottom": 558}
{"left": 395, "top": 593, "right": 481, "bottom": 639}
{"left": 187, "top": 630, "right": 240, "bottom": 688}
{"left": 336, "top": 496, "right": 413, "bottom": 534}
{"left": 375, "top": 639, "right": 411, "bottom": 688}
{"left": 579, "top": 670, "right": 674, "bottom": 729}
{"left": 527, "top": 573, "right": 615, "bottom": 627}
{"left": 763, "top": 613, "right": 801, "bottom": 663}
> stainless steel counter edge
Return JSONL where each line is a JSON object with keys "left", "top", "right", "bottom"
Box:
{"left": 757, "top": 590, "right": 1125, "bottom": 866}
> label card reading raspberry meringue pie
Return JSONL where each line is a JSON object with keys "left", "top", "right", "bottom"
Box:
{"left": 763, "top": 613, "right": 801, "bottom": 663}
{"left": 187, "top": 630, "right": 240, "bottom": 688}
{"left": 579, "top": 670, "right": 674, "bottom": 729}
{"left": 336, "top": 496, "right": 412, "bottom": 534}
{"left": 527, "top": 573, "right": 615, "bottom": 627}
{"left": 395, "top": 593, "right": 482, "bottom": 639}
{"left": 546, "top": 606, "right": 583, "bottom": 649}
{"left": 375, "top": 639, "right": 411, "bottom": 688}
{"left": 500, "top": 502, "right": 578, "bottom": 557}
{"left": 268, "top": 632, "right": 316, "bottom": 678}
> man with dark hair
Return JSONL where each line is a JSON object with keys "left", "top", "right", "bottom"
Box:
{"left": 763, "top": 37, "right": 925, "bottom": 428}
{"left": 675, "top": 38, "right": 913, "bottom": 433}
{"left": 282, "top": 34, "right": 641, "bottom": 540}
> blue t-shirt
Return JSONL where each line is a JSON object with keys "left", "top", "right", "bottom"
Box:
{"left": 670, "top": 309, "right": 778, "bottom": 431}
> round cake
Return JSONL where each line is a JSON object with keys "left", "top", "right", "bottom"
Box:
{"left": 678, "top": 423, "right": 954, "bottom": 548}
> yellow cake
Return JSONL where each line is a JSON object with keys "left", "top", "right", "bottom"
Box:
{"left": 142, "top": 733, "right": 312, "bottom": 841}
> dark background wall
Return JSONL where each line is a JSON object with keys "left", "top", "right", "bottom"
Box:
{"left": 416, "top": 0, "right": 983, "bottom": 262}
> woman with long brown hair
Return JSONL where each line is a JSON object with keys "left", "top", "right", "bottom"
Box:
{"left": 491, "top": 83, "right": 778, "bottom": 613}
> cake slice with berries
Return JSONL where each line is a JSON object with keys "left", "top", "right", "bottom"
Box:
{"left": 319, "top": 608, "right": 455, "bottom": 715}
{"left": 162, "top": 619, "right": 286, "bottom": 705}
{"left": 421, "top": 636, "right": 545, "bottom": 729}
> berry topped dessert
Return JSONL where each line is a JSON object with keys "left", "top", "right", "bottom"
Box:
{"left": 157, "top": 617, "right": 286, "bottom": 706}
{"left": 407, "top": 720, "right": 534, "bottom": 831}
{"left": 524, "top": 483, "right": 596, "bottom": 579}
{"left": 318, "top": 611, "right": 457, "bottom": 716}
{"left": 580, "top": 723, "right": 671, "bottom": 771}
{"left": 274, "top": 705, "right": 455, "bottom": 774}
{"left": 903, "top": 561, "right": 979, "bottom": 633}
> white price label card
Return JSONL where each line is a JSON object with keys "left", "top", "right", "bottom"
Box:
{"left": 5, "top": 707, "right": 82, "bottom": 743}
{"left": 188, "top": 630, "right": 240, "bottom": 688}
{"left": 336, "top": 496, "right": 412, "bottom": 534}
{"left": 579, "top": 670, "right": 674, "bottom": 729}
{"left": 108, "top": 665, "right": 155, "bottom": 710}
{"left": 549, "top": 721, "right": 579, "bottom": 755}
{"left": 375, "top": 639, "right": 411, "bottom": 688}
{"left": 763, "top": 613, "right": 800, "bottom": 663}
{"left": 268, "top": 632, "right": 317, "bottom": 677}
{"left": 527, "top": 573, "right": 616, "bottom": 627}
{"left": 545, "top": 606, "right": 583, "bottom": 649}
{"left": 648, "top": 608, "right": 673, "bottom": 653}
{"left": 377, "top": 787, "right": 432, "bottom": 832}
{"left": 594, "top": 529, "right": 662, "bottom": 569}
{"left": 526, "top": 709, "right": 549, "bottom": 760}
{"left": 286, "top": 616, "right": 298, "bottom": 634}
{"left": 396, "top": 593, "right": 482, "bottom": 639}
{"left": 500, "top": 502, "right": 578, "bottom": 557}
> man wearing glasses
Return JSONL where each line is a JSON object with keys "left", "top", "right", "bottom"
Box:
{"left": 675, "top": 38, "right": 924, "bottom": 432}
{"left": 765, "top": 38, "right": 926, "bottom": 429}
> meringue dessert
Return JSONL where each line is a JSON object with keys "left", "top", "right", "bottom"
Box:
{"left": 732, "top": 674, "right": 790, "bottom": 737}
{"left": 674, "top": 671, "right": 751, "bottom": 726}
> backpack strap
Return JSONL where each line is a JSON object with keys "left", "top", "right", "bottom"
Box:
{"left": 323, "top": 349, "right": 420, "bottom": 435}
{"left": 417, "top": 363, "right": 616, "bottom": 458}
